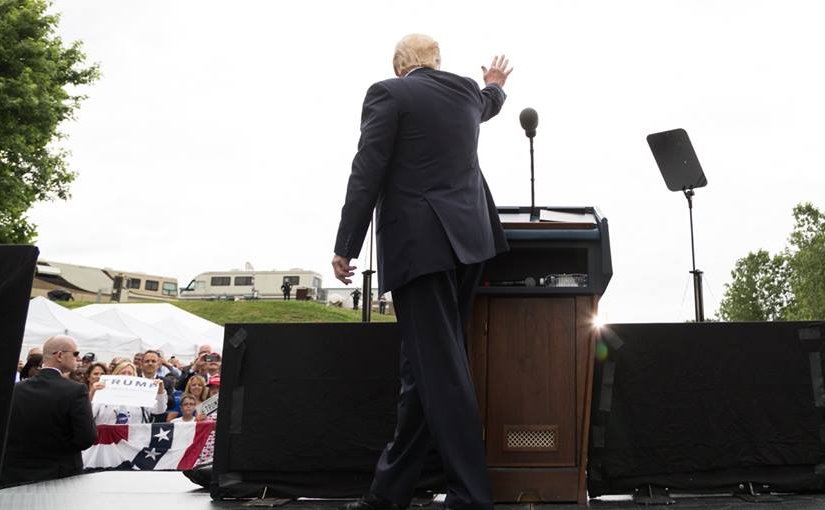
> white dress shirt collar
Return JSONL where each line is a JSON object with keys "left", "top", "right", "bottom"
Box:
{"left": 404, "top": 67, "right": 426, "bottom": 77}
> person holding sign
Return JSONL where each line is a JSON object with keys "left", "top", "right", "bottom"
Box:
{"left": 196, "top": 375, "right": 220, "bottom": 422}
{"left": 90, "top": 361, "right": 167, "bottom": 425}
{"left": 83, "top": 362, "right": 109, "bottom": 400}
{"left": 185, "top": 374, "right": 208, "bottom": 403}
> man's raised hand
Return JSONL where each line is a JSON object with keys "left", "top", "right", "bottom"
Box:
{"left": 482, "top": 55, "right": 513, "bottom": 88}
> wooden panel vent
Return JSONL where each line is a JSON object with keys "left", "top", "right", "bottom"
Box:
{"left": 504, "top": 425, "right": 559, "bottom": 452}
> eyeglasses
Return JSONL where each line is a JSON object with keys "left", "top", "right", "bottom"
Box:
{"left": 52, "top": 350, "right": 80, "bottom": 357}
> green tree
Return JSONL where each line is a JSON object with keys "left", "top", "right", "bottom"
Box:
{"left": 717, "top": 249, "right": 793, "bottom": 321}
{"left": 0, "top": 0, "right": 98, "bottom": 243}
{"left": 786, "top": 203, "right": 825, "bottom": 320}
{"left": 718, "top": 203, "right": 825, "bottom": 321}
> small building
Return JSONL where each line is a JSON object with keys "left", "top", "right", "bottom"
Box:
{"left": 180, "top": 268, "right": 322, "bottom": 300}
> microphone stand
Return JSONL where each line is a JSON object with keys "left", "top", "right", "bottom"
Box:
{"left": 361, "top": 214, "right": 375, "bottom": 322}
{"left": 529, "top": 136, "right": 536, "bottom": 219}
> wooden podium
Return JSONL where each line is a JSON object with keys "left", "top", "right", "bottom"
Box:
{"left": 467, "top": 206, "right": 612, "bottom": 504}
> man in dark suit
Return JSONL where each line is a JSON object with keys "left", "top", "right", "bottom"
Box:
{"left": 0, "top": 335, "right": 97, "bottom": 485}
{"left": 332, "top": 34, "right": 512, "bottom": 510}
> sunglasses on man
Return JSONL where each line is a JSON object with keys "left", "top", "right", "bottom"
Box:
{"left": 52, "top": 350, "right": 80, "bottom": 357}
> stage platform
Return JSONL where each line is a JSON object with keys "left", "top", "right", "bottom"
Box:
{"left": 2, "top": 472, "right": 825, "bottom": 510}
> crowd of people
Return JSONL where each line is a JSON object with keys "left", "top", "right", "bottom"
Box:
{"left": 2, "top": 336, "right": 222, "bottom": 486}
{"left": 14, "top": 342, "right": 222, "bottom": 424}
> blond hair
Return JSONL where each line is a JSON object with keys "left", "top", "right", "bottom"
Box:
{"left": 112, "top": 361, "right": 137, "bottom": 375}
{"left": 185, "top": 374, "right": 208, "bottom": 402}
{"left": 393, "top": 34, "right": 440, "bottom": 76}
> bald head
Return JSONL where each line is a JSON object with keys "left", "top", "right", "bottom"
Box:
{"left": 393, "top": 34, "right": 440, "bottom": 77}
{"left": 42, "top": 335, "right": 79, "bottom": 372}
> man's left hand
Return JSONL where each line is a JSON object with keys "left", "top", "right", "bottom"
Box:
{"left": 332, "top": 255, "right": 356, "bottom": 285}
{"left": 482, "top": 54, "right": 513, "bottom": 88}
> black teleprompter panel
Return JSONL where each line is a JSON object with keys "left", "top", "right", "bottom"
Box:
{"left": 0, "top": 245, "right": 39, "bottom": 479}
{"left": 211, "top": 322, "right": 445, "bottom": 500}
{"left": 647, "top": 128, "right": 707, "bottom": 192}
{"left": 589, "top": 321, "right": 825, "bottom": 496}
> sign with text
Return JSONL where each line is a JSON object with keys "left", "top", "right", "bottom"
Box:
{"left": 197, "top": 393, "right": 219, "bottom": 416}
{"left": 93, "top": 375, "right": 160, "bottom": 407}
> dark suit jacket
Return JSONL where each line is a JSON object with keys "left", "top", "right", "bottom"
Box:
{"left": 335, "top": 67, "right": 509, "bottom": 293}
{"left": 1, "top": 368, "right": 97, "bottom": 485}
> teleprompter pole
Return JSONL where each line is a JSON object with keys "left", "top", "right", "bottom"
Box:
{"left": 685, "top": 188, "right": 705, "bottom": 322}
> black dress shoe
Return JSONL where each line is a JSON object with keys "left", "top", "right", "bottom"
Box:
{"left": 341, "top": 493, "right": 401, "bottom": 510}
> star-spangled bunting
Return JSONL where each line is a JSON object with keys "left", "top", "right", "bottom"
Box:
{"left": 132, "top": 422, "right": 175, "bottom": 470}
{"left": 83, "top": 421, "right": 216, "bottom": 471}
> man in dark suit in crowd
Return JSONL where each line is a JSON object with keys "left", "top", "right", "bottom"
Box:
{"left": 332, "top": 34, "right": 512, "bottom": 510}
{"left": 0, "top": 335, "right": 97, "bottom": 485}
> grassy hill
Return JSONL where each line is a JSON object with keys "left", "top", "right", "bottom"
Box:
{"left": 63, "top": 299, "right": 395, "bottom": 326}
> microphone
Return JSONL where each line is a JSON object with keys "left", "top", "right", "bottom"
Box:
{"left": 519, "top": 107, "right": 538, "bottom": 138}
{"left": 519, "top": 107, "right": 539, "bottom": 217}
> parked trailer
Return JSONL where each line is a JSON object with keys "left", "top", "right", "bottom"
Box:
{"left": 179, "top": 269, "right": 322, "bottom": 300}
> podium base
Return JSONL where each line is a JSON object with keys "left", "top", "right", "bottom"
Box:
{"left": 490, "top": 468, "right": 580, "bottom": 503}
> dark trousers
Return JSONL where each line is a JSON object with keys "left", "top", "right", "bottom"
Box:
{"left": 370, "top": 263, "right": 491, "bottom": 510}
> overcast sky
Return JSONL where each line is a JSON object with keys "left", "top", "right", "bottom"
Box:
{"left": 31, "top": 0, "right": 825, "bottom": 323}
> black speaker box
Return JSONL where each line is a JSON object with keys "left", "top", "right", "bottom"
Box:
{"left": 0, "top": 245, "right": 39, "bottom": 478}
{"left": 589, "top": 321, "right": 825, "bottom": 496}
{"left": 211, "top": 322, "right": 445, "bottom": 500}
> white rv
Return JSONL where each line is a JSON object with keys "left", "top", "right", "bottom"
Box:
{"left": 180, "top": 268, "right": 322, "bottom": 300}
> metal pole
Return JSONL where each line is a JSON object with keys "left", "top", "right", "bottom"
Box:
{"left": 686, "top": 189, "right": 696, "bottom": 273}
{"left": 529, "top": 136, "right": 535, "bottom": 218}
{"left": 361, "top": 270, "right": 373, "bottom": 322}
{"left": 684, "top": 189, "right": 704, "bottom": 322}
{"left": 361, "top": 216, "right": 375, "bottom": 322}
{"left": 692, "top": 270, "right": 705, "bottom": 322}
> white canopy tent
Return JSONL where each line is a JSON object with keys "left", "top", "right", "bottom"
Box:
{"left": 78, "top": 307, "right": 198, "bottom": 360}
{"left": 22, "top": 297, "right": 144, "bottom": 361}
{"left": 75, "top": 303, "right": 223, "bottom": 360}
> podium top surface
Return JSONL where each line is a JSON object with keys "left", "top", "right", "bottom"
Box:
{"left": 498, "top": 206, "right": 601, "bottom": 231}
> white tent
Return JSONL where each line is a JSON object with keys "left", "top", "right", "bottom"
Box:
{"left": 22, "top": 297, "right": 144, "bottom": 360}
{"left": 75, "top": 303, "right": 223, "bottom": 352}
{"left": 79, "top": 308, "right": 198, "bottom": 360}
{"left": 75, "top": 303, "right": 223, "bottom": 359}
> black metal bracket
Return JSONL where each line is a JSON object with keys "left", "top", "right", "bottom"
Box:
{"left": 242, "top": 486, "right": 292, "bottom": 507}
{"left": 734, "top": 482, "right": 783, "bottom": 503}
{"left": 633, "top": 484, "right": 675, "bottom": 505}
